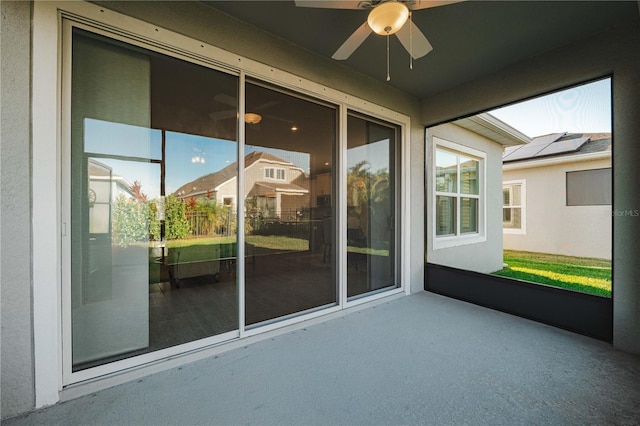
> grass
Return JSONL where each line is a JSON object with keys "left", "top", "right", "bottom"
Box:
{"left": 347, "top": 246, "right": 389, "bottom": 256}
{"left": 493, "top": 250, "right": 611, "bottom": 297}
{"left": 154, "top": 235, "right": 310, "bottom": 265}
{"left": 148, "top": 235, "right": 311, "bottom": 284}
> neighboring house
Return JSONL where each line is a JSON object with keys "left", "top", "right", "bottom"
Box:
{"left": 502, "top": 133, "right": 612, "bottom": 260}
{"left": 174, "top": 151, "right": 310, "bottom": 219}
{"left": 427, "top": 113, "right": 529, "bottom": 274}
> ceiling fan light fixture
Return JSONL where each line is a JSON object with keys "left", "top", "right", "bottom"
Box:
{"left": 244, "top": 112, "right": 262, "bottom": 124}
{"left": 367, "top": 1, "right": 409, "bottom": 35}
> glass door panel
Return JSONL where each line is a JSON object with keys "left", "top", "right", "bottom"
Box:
{"left": 71, "top": 29, "right": 239, "bottom": 371}
{"left": 346, "top": 114, "right": 398, "bottom": 298}
{"left": 244, "top": 82, "right": 337, "bottom": 326}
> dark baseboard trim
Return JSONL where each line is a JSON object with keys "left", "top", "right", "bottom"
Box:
{"left": 425, "top": 263, "right": 613, "bottom": 342}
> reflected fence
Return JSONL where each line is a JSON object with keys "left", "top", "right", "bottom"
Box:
{"left": 185, "top": 209, "right": 312, "bottom": 240}
{"left": 186, "top": 210, "right": 235, "bottom": 237}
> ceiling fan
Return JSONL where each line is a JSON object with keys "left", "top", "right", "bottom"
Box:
{"left": 208, "top": 93, "right": 280, "bottom": 124}
{"left": 208, "top": 94, "right": 298, "bottom": 130}
{"left": 295, "top": 0, "right": 461, "bottom": 80}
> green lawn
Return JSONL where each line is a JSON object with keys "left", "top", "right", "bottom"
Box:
{"left": 157, "top": 235, "right": 310, "bottom": 264}
{"left": 148, "top": 235, "right": 311, "bottom": 284}
{"left": 493, "top": 250, "right": 611, "bottom": 297}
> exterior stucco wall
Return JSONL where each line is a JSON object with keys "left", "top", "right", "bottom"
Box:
{"left": 1, "top": 0, "right": 36, "bottom": 419}
{"left": 503, "top": 158, "right": 612, "bottom": 259}
{"left": 421, "top": 22, "right": 640, "bottom": 354}
{"left": 426, "top": 123, "right": 504, "bottom": 274}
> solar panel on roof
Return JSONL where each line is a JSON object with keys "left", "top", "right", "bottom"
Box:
{"left": 503, "top": 143, "right": 548, "bottom": 161}
{"left": 502, "top": 145, "right": 522, "bottom": 159}
{"left": 528, "top": 132, "right": 566, "bottom": 146}
{"left": 535, "top": 136, "right": 590, "bottom": 157}
{"left": 502, "top": 132, "right": 586, "bottom": 162}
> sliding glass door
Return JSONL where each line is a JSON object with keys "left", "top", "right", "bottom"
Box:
{"left": 244, "top": 82, "right": 338, "bottom": 326}
{"left": 67, "top": 25, "right": 402, "bottom": 378}
{"left": 70, "top": 29, "right": 239, "bottom": 371}
{"left": 346, "top": 114, "right": 399, "bottom": 298}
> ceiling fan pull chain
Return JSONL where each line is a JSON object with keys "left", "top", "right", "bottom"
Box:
{"left": 386, "top": 33, "right": 391, "bottom": 81}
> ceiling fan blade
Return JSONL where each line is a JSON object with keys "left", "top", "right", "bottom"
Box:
{"left": 332, "top": 21, "right": 372, "bottom": 60}
{"left": 208, "top": 110, "right": 237, "bottom": 121}
{"left": 254, "top": 100, "right": 280, "bottom": 112}
{"left": 294, "top": 0, "right": 367, "bottom": 10}
{"left": 409, "top": 0, "right": 464, "bottom": 10}
{"left": 395, "top": 20, "right": 433, "bottom": 59}
{"left": 213, "top": 93, "right": 238, "bottom": 107}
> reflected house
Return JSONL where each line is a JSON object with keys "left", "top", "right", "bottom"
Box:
{"left": 174, "top": 150, "right": 310, "bottom": 219}
{"left": 502, "top": 133, "right": 612, "bottom": 259}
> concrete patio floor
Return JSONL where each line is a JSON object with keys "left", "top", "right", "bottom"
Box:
{"left": 5, "top": 291, "right": 640, "bottom": 425}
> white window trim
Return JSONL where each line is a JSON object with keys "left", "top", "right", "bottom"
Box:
{"left": 432, "top": 137, "right": 487, "bottom": 250}
{"left": 503, "top": 179, "right": 526, "bottom": 234}
{"left": 32, "top": 0, "right": 412, "bottom": 406}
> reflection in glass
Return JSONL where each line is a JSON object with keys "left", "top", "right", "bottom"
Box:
{"left": 435, "top": 147, "right": 480, "bottom": 238}
{"left": 346, "top": 114, "right": 397, "bottom": 298}
{"left": 460, "top": 157, "right": 479, "bottom": 195}
{"left": 71, "top": 29, "right": 238, "bottom": 371}
{"left": 244, "top": 82, "right": 337, "bottom": 326}
{"left": 436, "top": 150, "right": 457, "bottom": 193}
{"left": 436, "top": 195, "right": 456, "bottom": 236}
{"left": 460, "top": 197, "right": 478, "bottom": 233}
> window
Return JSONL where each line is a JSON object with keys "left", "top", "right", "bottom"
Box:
{"left": 566, "top": 168, "right": 611, "bottom": 206}
{"left": 264, "top": 167, "right": 285, "bottom": 180}
{"left": 503, "top": 180, "right": 526, "bottom": 233}
{"left": 346, "top": 113, "right": 399, "bottom": 298}
{"left": 433, "top": 138, "right": 485, "bottom": 248}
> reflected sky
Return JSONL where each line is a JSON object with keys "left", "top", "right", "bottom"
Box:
{"left": 348, "top": 139, "right": 390, "bottom": 174}
{"left": 85, "top": 118, "right": 313, "bottom": 198}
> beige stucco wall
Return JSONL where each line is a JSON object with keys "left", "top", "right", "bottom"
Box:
{"left": 426, "top": 122, "right": 505, "bottom": 274}
{"left": 503, "top": 157, "right": 612, "bottom": 260}
{"left": 1, "top": 1, "right": 36, "bottom": 418}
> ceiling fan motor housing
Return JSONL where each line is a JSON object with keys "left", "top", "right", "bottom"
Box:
{"left": 367, "top": 1, "right": 409, "bottom": 35}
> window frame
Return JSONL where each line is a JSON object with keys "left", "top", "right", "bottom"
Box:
{"left": 264, "top": 167, "right": 286, "bottom": 181}
{"left": 432, "top": 137, "right": 487, "bottom": 250}
{"left": 502, "top": 179, "right": 526, "bottom": 234}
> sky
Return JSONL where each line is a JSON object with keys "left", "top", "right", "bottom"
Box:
{"left": 488, "top": 78, "right": 612, "bottom": 138}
